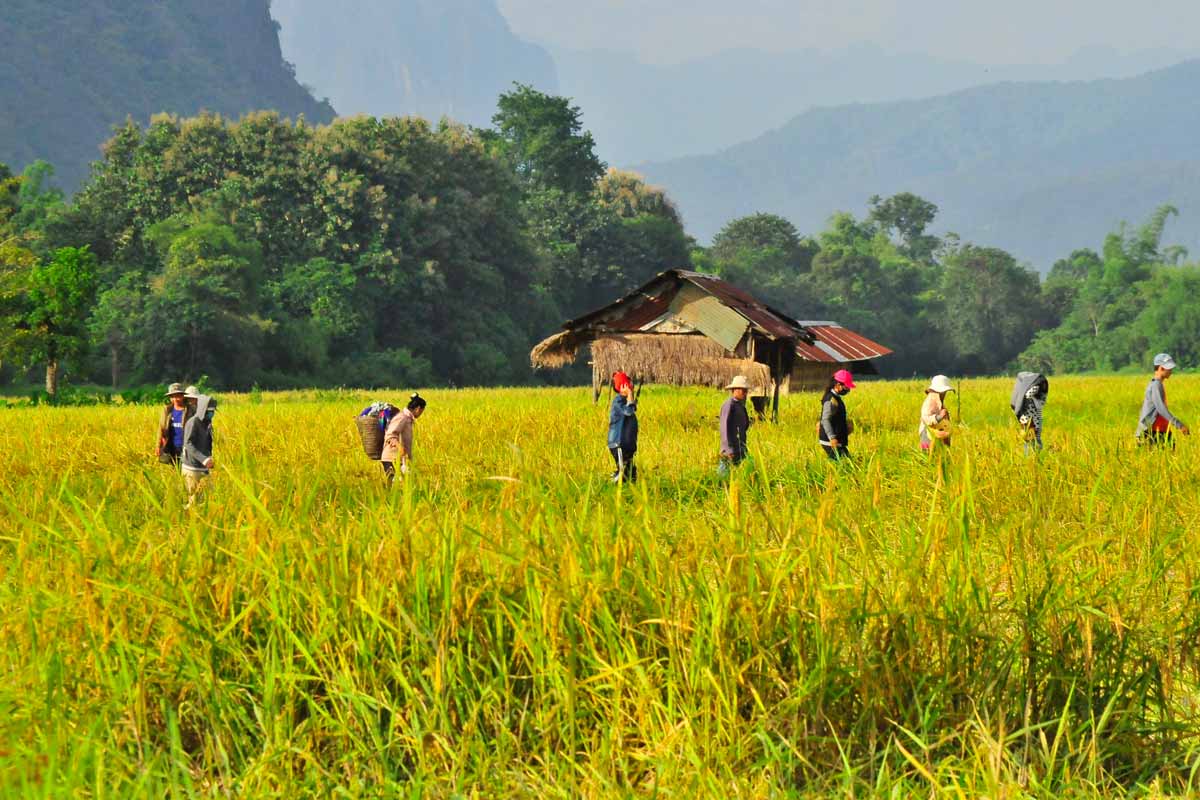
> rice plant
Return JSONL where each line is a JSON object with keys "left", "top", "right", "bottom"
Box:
{"left": 1, "top": 376, "right": 1198, "bottom": 797}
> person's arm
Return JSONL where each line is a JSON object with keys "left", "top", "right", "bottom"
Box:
{"left": 619, "top": 385, "right": 637, "bottom": 415}
{"left": 1150, "top": 381, "right": 1187, "bottom": 431}
{"left": 920, "top": 397, "right": 942, "bottom": 427}
{"left": 820, "top": 398, "right": 839, "bottom": 444}
{"left": 735, "top": 405, "right": 749, "bottom": 453}
{"left": 719, "top": 401, "right": 732, "bottom": 455}
{"left": 398, "top": 416, "right": 414, "bottom": 465}
{"left": 155, "top": 407, "right": 169, "bottom": 454}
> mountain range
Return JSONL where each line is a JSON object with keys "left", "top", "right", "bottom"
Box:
{"left": 638, "top": 59, "right": 1200, "bottom": 268}
{"left": 554, "top": 43, "right": 1188, "bottom": 167}
{"left": 0, "top": 0, "right": 335, "bottom": 191}
{"left": 270, "top": 0, "right": 557, "bottom": 127}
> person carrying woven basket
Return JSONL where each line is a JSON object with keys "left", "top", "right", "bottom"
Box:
{"left": 919, "top": 375, "right": 954, "bottom": 451}
{"left": 381, "top": 393, "right": 426, "bottom": 483}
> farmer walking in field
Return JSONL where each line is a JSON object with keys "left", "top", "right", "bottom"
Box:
{"left": 1011, "top": 372, "right": 1048, "bottom": 453}
{"left": 155, "top": 382, "right": 191, "bottom": 466}
{"left": 381, "top": 393, "right": 426, "bottom": 483}
{"left": 1136, "top": 353, "right": 1190, "bottom": 448}
{"left": 719, "top": 375, "right": 752, "bottom": 475}
{"left": 181, "top": 394, "right": 217, "bottom": 508}
{"left": 608, "top": 371, "right": 638, "bottom": 483}
{"left": 818, "top": 369, "right": 856, "bottom": 460}
{"left": 919, "top": 375, "right": 955, "bottom": 451}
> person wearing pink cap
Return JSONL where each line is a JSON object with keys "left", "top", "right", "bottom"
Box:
{"left": 818, "top": 369, "right": 856, "bottom": 460}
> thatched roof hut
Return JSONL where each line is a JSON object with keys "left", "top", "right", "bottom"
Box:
{"left": 531, "top": 270, "right": 892, "bottom": 415}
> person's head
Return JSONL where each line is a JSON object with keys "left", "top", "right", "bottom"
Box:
{"left": 612, "top": 371, "right": 633, "bottom": 395}
{"left": 203, "top": 397, "right": 218, "bottom": 422}
{"left": 184, "top": 385, "right": 200, "bottom": 408}
{"left": 407, "top": 392, "right": 427, "bottom": 418}
{"left": 1153, "top": 353, "right": 1178, "bottom": 380}
{"left": 165, "top": 382, "right": 186, "bottom": 408}
{"left": 926, "top": 374, "right": 954, "bottom": 399}
{"left": 726, "top": 375, "right": 750, "bottom": 401}
{"left": 829, "top": 368, "right": 856, "bottom": 395}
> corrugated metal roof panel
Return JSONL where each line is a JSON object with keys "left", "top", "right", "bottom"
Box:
{"left": 668, "top": 284, "right": 748, "bottom": 351}
{"left": 682, "top": 272, "right": 802, "bottom": 340}
{"left": 552, "top": 270, "right": 891, "bottom": 367}
{"left": 603, "top": 294, "right": 671, "bottom": 330}
{"left": 794, "top": 324, "right": 893, "bottom": 363}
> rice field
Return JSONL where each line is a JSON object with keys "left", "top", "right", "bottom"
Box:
{"left": 2, "top": 375, "right": 1199, "bottom": 798}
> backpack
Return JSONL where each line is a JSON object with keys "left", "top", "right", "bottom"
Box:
{"left": 356, "top": 402, "right": 399, "bottom": 460}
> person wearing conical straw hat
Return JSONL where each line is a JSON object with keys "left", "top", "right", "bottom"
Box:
{"left": 719, "top": 375, "right": 753, "bottom": 474}
{"left": 818, "top": 369, "right": 856, "bottom": 460}
{"left": 1136, "top": 353, "right": 1190, "bottom": 448}
{"left": 919, "top": 375, "right": 955, "bottom": 451}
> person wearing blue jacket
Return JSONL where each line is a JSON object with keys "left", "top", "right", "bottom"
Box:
{"left": 608, "top": 371, "right": 638, "bottom": 483}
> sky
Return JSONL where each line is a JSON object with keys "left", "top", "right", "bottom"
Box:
{"left": 496, "top": 0, "right": 1200, "bottom": 65}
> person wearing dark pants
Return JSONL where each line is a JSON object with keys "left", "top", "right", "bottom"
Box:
{"left": 155, "top": 383, "right": 191, "bottom": 466}
{"left": 818, "top": 369, "right": 855, "bottom": 460}
{"left": 608, "top": 371, "right": 638, "bottom": 483}
{"left": 719, "top": 375, "right": 752, "bottom": 475}
{"left": 1136, "top": 353, "right": 1190, "bottom": 448}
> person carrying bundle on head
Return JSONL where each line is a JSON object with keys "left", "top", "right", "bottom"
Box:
{"left": 818, "top": 369, "right": 855, "bottom": 460}
{"left": 919, "top": 375, "right": 954, "bottom": 451}
{"left": 1011, "top": 372, "right": 1049, "bottom": 453}
{"left": 381, "top": 393, "right": 427, "bottom": 483}
{"left": 1136, "top": 353, "right": 1190, "bottom": 449}
{"left": 607, "top": 371, "right": 638, "bottom": 483}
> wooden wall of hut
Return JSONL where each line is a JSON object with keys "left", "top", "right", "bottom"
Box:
{"left": 785, "top": 362, "right": 850, "bottom": 394}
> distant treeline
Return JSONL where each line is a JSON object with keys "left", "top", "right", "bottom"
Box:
{"left": 1, "top": 86, "right": 1195, "bottom": 393}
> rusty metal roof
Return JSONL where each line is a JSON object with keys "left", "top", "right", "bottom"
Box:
{"left": 795, "top": 322, "right": 894, "bottom": 363}
{"left": 555, "top": 270, "right": 891, "bottom": 364}
{"left": 680, "top": 271, "right": 803, "bottom": 340}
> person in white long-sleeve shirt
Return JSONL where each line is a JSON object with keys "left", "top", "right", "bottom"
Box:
{"left": 919, "top": 375, "right": 954, "bottom": 451}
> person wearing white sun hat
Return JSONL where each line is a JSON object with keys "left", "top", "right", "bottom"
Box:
{"left": 719, "top": 375, "right": 753, "bottom": 471}
{"left": 919, "top": 375, "right": 955, "bottom": 451}
{"left": 1136, "top": 353, "right": 1190, "bottom": 448}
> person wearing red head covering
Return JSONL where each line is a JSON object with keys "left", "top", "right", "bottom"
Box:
{"left": 818, "top": 369, "right": 856, "bottom": 460}
{"left": 607, "top": 371, "right": 638, "bottom": 482}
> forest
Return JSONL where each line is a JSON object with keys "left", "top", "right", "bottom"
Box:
{"left": 1, "top": 85, "right": 1196, "bottom": 396}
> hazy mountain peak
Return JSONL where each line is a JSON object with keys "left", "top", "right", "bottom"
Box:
{"left": 637, "top": 59, "right": 1200, "bottom": 268}
{"left": 270, "top": 0, "right": 557, "bottom": 126}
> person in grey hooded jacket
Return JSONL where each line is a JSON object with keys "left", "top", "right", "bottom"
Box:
{"left": 181, "top": 394, "right": 217, "bottom": 506}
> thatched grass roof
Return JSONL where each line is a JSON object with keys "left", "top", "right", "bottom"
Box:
{"left": 590, "top": 333, "right": 771, "bottom": 391}
{"left": 530, "top": 330, "right": 588, "bottom": 369}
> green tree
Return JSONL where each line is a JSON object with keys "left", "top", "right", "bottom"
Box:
{"left": 486, "top": 84, "right": 605, "bottom": 195}
{"left": 595, "top": 169, "right": 683, "bottom": 226}
{"left": 868, "top": 192, "right": 941, "bottom": 262}
{"left": 938, "top": 244, "right": 1043, "bottom": 372}
{"left": 89, "top": 275, "right": 147, "bottom": 388}
{"left": 143, "top": 211, "right": 269, "bottom": 383}
{"left": 13, "top": 160, "right": 65, "bottom": 239}
{"left": 710, "top": 213, "right": 810, "bottom": 268}
{"left": 3, "top": 246, "right": 100, "bottom": 394}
